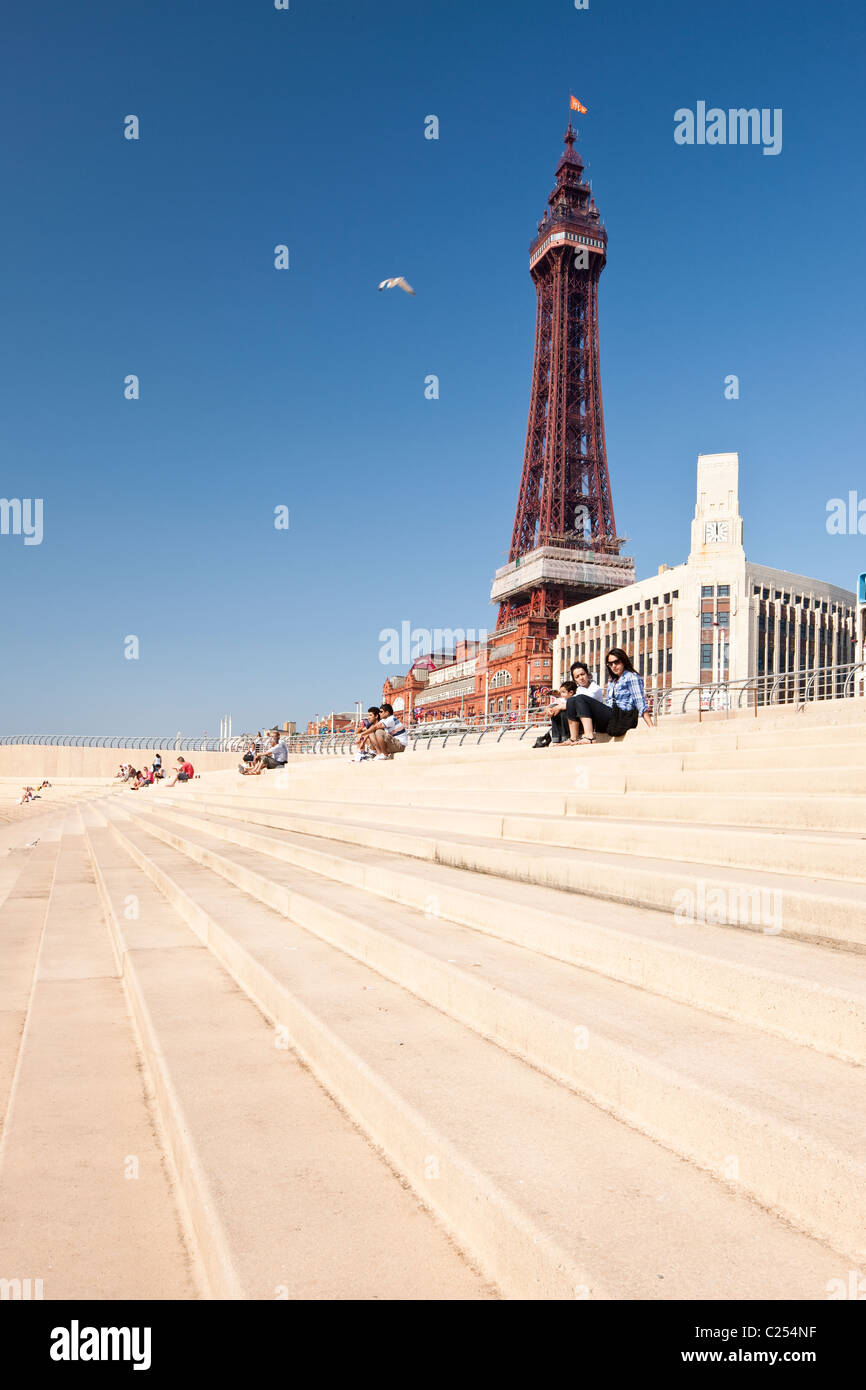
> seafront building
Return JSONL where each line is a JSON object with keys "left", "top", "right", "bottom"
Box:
{"left": 382, "top": 125, "right": 856, "bottom": 724}
{"left": 553, "top": 452, "right": 856, "bottom": 694}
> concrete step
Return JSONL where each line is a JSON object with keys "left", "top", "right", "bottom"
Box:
{"left": 81, "top": 816, "right": 492, "bottom": 1300}
{"left": 236, "top": 755, "right": 866, "bottom": 798}
{"left": 0, "top": 822, "right": 198, "bottom": 1298}
{"left": 0, "top": 841, "right": 60, "bottom": 1134}
{"left": 566, "top": 790, "right": 865, "bottom": 834}
{"left": 172, "top": 791, "right": 866, "bottom": 885}
{"left": 184, "top": 784, "right": 865, "bottom": 836}
{"left": 102, "top": 803, "right": 854, "bottom": 1299}
{"left": 681, "top": 744, "right": 866, "bottom": 771}
{"left": 140, "top": 797, "right": 866, "bottom": 951}
{"left": 117, "top": 798, "right": 866, "bottom": 1062}
{"left": 108, "top": 802, "right": 866, "bottom": 1264}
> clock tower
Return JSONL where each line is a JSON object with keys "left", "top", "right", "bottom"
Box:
{"left": 689, "top": 452, "right": 745, "bottom": 560}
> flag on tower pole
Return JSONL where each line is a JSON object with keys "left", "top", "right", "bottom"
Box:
{"left": 570, "top": 95, "right": 588, "bottom": 113}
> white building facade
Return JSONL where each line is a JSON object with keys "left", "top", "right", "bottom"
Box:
{"left": 554, "top": 453, "right": 856, "bottom": 695}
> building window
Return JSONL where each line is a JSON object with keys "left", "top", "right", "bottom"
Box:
{"left": 701, "top": 613, "right": 713, "bottom": 627}
{"left": 672, "top": 590, "right": 679, "bottom": 599}
{"left": 717, "top": 612, "right": 729, "bottom": 627}
{"left": 506, "top": 697, "right": 511, "bottom": 712}
{"left": 700, "top": 644, "right": 713, "bottom": 669}
{"left": 663, "top": 593, "right": 670, "bottom": 605}
{"left": 701, "top": 585, "right": 714, "bottom": 597}
{"left": 717, "top": 585, "right": 730, "bottom": 596}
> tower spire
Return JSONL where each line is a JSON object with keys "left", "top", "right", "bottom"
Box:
{"left": 490, "top": 122, "right": 635, "bottom": 629}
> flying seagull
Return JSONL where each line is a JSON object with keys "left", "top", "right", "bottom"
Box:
{"left": 378, "top": 276, "right": 415, "bottom": 296}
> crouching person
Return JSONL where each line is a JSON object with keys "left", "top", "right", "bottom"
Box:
{"left": 358, "top": 703, "right": 408, "bottom": 759}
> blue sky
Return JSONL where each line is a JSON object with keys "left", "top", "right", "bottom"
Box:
{"left": 1, "top": 0, "right": 864, "bottom": 734}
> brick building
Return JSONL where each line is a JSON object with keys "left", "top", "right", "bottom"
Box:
{"left": 382, "top": 622, "right": 556, "bottom": 725}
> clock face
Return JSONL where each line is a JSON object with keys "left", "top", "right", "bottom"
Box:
{"left": 705, "top": 520, "right": 730, "bottom": 543}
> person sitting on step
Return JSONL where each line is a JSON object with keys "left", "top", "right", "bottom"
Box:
{"left": 240, "top": 729, "right": 288, "bottom": 775}
{"left": 550, "top": 663, "right": 604, "bottom": 744}
{"left": 166, "top": 756, "right": 196, "bottom": 786}
{"left": 565, "top": 648, "right": 653, "bottom": 745}
{"left": 535, "top": 682, "right": 578, "bottom": 747}
{"left": 352, "top": 707, "right": 381, "bottom": 762}
{"left": 357, "top": 703, "right": 408, "bottom": 759}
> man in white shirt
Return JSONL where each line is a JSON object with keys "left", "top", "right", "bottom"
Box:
{"left": 240, "top": 729, "right": 288, "bottom": 775}
{"left": 550, "top": 664, "right": 602, "bottom": 742}
{"left": 357, "top": 703, "right": 408, "bottom": 759}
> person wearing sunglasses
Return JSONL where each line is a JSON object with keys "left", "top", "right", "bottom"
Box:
{"left": 565, "top": 647, "right": 653, "bottom": 744}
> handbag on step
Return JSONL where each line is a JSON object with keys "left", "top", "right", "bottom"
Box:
{"left": 605, "top": 694, "right": 638, "bottom": 737}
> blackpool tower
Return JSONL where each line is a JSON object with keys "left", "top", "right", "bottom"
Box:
{"left": 490, "top": 122, "right": 635, "bottom": 629}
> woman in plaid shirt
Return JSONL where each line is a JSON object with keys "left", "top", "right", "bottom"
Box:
{"left": 565, "top": 648, "right": 654, "bottom": 745}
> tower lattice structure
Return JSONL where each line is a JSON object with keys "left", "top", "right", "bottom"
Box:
{"left": 491, "top": 122, "right": 634, "bottom": 629}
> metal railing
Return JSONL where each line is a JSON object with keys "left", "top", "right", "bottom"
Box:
{"left": 0, "top": 735, "right": 249, "bottom": 752}
{"left": 289, "top": 711, "right": 552, "bottom": 757}
{"left": 650, "top": 661, "right": 866, "bottom": 721}
{"left": 3, "top": 663, "right": 861, "bottom": 756}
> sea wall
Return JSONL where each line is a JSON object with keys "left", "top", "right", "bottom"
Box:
{"left": 0, "top": 747, "right": 241, "bottom": 779}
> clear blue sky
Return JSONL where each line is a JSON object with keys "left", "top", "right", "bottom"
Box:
{"left": 1, "top": 0, "right": 864, "bottom": 734}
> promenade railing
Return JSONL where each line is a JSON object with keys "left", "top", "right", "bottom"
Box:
{"left": 0, "top": 735, "right": 249, "bottom": 752}
{"left": 651, "top": 661, "right": 866, "bottom": 722}
{"left": 2, "top": 663, "right": 861, "bottom": 756}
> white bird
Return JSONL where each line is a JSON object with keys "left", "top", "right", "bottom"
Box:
{"left": 378, "top": 276, "right": 415, "bottom": 296}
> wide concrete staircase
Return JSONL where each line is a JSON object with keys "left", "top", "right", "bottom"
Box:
{"left": 1, "top": 702, "right": 864, "bottom": 1299}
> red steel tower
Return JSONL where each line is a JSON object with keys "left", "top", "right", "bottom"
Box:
{"left": 491, "top": 122, "right": 634, "bottom": 629}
